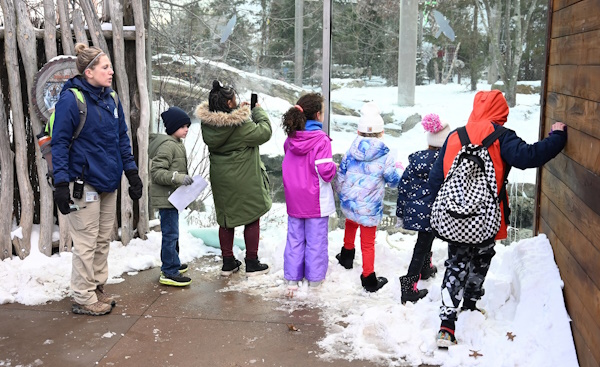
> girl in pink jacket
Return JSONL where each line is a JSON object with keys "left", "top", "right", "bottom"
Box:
{"left": 282, "top": 93, "right": 337, "bottom": 289}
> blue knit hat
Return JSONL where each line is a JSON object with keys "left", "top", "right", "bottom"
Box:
{"left": 161, "top": 106, "right": 191, "bottom": 135}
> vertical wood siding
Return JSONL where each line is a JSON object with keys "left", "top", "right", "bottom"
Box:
{"left": 541, "top": 0, "right": 600, "bottom": 365}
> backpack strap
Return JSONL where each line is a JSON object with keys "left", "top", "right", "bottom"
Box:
{"left": 70, "top": 88, "right": 87, "bottom": 140}
{"left": 482, "top": 125, "right": 512, "bottom": 223}
{"left": 457, "top": 127, "right": 470, "bottom": 146}
{"left": 498, "top": 164, "right": 512, "bottom": 223}
{"left": 110, "top": 91, "right": 119, "bottom": 108}
{"left": 482, "top": 125, "right": 507, "bottom": 148}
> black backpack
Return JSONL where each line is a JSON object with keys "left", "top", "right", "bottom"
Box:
{"left": 431, "top": 126, "right": 511, "bottom": 245}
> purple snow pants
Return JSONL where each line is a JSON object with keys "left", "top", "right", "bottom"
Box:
{"left": 284, "top": 216, "right": 329, "bottom": 282}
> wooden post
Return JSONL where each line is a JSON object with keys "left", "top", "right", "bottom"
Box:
{"left": 0, "top": 80, "right": 15, "bottom": 260}
{"left": 132, "top": 0, "right": 150, "bottom": 239}
{"left": 78, "top": 0, "right": 109, "bottom": 54}
{"left": 0, "top": 0, "right": 33, "bottom": 258}
{"left": 15, "top": 0, "right": 54, "bottom": 256}
{"left": 42, "top": 0, "right": 57, "bottom": 58}
{"left": 72, "top": 7, "right": 89, "bottom": 46}
{"left": 56, "top": 0, "right": 74, "bottom": 55}
{"left": 111, "top": 0, "right": 134, "bottom": 245}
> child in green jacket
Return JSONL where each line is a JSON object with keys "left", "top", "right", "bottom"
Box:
{"left": 149, "top": 106, "right": 194, "bottom": 287}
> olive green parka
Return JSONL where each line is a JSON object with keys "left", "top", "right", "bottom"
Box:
{"left": 195, "top": 102, "right": 272, "bottom": 228}
{"left": 148, "top": 133, "right": 189, "bottom": 209}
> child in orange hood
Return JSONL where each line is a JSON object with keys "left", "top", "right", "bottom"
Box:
{"left": 429, "top": 90, "right": 567, "bottom": 348}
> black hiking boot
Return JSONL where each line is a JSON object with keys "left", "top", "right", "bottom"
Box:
{"left": 400, "top": 275, "right": 428, "bottom": 304}
{"left": 221, "top": 256, "right": 242, "bottom": 276}
{"left": 461, "top": 299, "right": 486, "bottom": 315}
{"left": 420, "top": 252, "right": 438, "bottom": 280}
{"left": 360, "top": 272, "right": 388, "bottom": 293}
{"left": 335, "top": 247, "right": 355, "bottom": 269}
{"left": 245, "top": 258, "right": 270, "bottom": 277}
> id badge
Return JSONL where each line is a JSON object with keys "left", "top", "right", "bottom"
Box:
{"left": 86, "top": 191, "right": 99, "bottom": 202}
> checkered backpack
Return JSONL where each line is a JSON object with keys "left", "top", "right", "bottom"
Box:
{"left": 431, "top": 126, "right": 509, "bottom": 245}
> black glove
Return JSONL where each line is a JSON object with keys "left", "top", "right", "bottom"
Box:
{"left": 54, "top": 182, "right": 72, "bottom": 215}
{"left": 125, "top": 169, "right": 143, "bottom": 200}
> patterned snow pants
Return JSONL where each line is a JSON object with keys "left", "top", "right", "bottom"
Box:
{"left": 439, "top": 242, "right": 496, "bottom": 322}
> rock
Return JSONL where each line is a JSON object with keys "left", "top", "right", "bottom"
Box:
{"left": 402, "top": 113, "right": 422, "bottom": 133}
{"left": 491, "top": 83, "right": 541, "bottom": 95}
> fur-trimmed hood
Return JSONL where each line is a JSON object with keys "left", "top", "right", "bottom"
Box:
{"left": 194, "top": 102, "right": 251, "bottom": 127}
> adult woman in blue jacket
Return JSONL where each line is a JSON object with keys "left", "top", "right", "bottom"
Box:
{"left": 52, "top": 43, "right": 142, "bottom": 316}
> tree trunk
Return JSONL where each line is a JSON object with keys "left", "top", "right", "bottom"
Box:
{"left": 58, "top": 213, "right": 72, "bottom": 252}
{"left": 56, "top": 0, "right": 74, "bottom": 55}
{"left": 15, "top": 0, "right": 54, "bottom": 256}
{"left": 482, "top": 1, "right": 500, "bottom": 84}
{"left": 72, "top": 7, "right": 89, "bottom": 46}
{"left": 112, "top": 0, "right": 134, "bottom": 246}
{"left": 0, "top": 81, "right": 15, "bottom": 260}
{"left": 43, "top": 0, "right": 57, "bottom": 58}
{"left": 258, "top": 0, "right": 268, "bottom": 74}
{"left": 132, "top": 0, "right": 150, "bottom": 239}
{"left": 102, "top": 0, "right": 111, "bottom": 23}
{"left": 1, "top": 0, "right": 33, "bottom": 258}
{"left": 294, "top": 0, "right": 303, "bottom": 87}
{"left": 481, "top": 0, "right": 539, "bottom": 107}
{"left": 78, "top": 0, "right": 109, "bottom": 54}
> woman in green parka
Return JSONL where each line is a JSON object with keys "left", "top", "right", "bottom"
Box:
{"left": 195, "top": 80, "right": 272, "bottom": 277}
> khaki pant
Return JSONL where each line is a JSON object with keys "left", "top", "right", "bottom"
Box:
{"left": 68, "top": 183, "right": 117, "bottom": 305}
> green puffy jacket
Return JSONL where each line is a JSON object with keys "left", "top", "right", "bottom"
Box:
{"left": 195, "top": 102, "right": 272, "bottom": 228}
{"left": 148, "top": 133, "right": 189, "bottom": 209}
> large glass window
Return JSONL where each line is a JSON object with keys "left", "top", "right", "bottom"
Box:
{"left": 151, "top": 0, "right": 548, "bottom": 242}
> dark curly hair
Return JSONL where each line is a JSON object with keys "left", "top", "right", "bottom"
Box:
{"left": 208, "top": 80, "right": 236, "bottom": 113}
{"left": 281, "top": 93, "right": 324, "bottom": 136}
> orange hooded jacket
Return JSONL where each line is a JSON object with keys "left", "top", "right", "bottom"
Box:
{"left": 442, "top": 90, "right": 510, "bottom": 240}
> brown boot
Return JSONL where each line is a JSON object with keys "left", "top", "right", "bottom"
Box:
{"left": 95, "top": 285, "right": 116, "bottom": 307}
{"left": 72, "top": 301, "right": 112, "bottom": 316}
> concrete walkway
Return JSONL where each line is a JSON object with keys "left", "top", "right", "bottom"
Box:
{"left": 0, "top": 256, "right": 390, "bottom": 367}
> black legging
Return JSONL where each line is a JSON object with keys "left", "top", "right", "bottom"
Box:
{"left": 406, "top": 231, "right": 435, "bottom": 276}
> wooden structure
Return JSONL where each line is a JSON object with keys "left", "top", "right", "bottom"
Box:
{"left": 539, "top": 0, "right": 600, "bottom": 366}
{"left": 0, "top": 0, "right": 150, "bottom": 260}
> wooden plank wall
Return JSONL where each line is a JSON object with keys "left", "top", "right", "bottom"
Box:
{"left": 541, "top": 0, "right": 600, "bottom": 366}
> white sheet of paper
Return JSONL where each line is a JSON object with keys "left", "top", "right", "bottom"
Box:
{"left": 168, "top": 174, "right": 208, "bottom": 212}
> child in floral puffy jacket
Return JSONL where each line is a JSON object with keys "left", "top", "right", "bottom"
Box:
{"left": 334, "top": 102, "right": 401, "bottom": 292}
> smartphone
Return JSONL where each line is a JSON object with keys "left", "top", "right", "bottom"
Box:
{"left": 250, "top": 93, "right": 258, "bottom": 109}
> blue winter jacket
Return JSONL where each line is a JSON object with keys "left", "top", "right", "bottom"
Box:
{"left": 396, "top": 149, "right": 439, "bottom": 232}
{"left": 335, "top": 136, "right": 400, "bottom": 227}
{"left": 52, "top": 76, "right": 137, "bottom": 192}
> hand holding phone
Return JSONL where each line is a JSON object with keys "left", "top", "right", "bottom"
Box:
{"left": 251, "top": 93, "right": 258, "bottom": 109}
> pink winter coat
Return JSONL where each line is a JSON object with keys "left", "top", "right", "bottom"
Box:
{"left": 282, "top": 130, "right": 336, "bottom": 218}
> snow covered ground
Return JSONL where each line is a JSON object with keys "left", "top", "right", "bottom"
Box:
{"left": 2, "top": 81, "right": 579, "bottom": 366}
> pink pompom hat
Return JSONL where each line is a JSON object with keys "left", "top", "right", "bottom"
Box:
{"left": 422, "top": 113, "right": 451, "bottom": 148}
